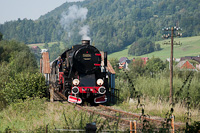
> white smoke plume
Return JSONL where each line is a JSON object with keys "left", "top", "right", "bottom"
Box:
{"left": 79, "top": 25, "right": 90, "bottom": 40}
{"left": 60, "top": 5, "right": 90, "bottom": 40}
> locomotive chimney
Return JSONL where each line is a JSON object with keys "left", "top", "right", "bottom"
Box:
{"left": 82, "top": 40, "right": 90, "bottom": 45}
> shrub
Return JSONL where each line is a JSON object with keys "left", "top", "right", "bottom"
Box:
{"left": 2, "top": 72, "right": 47, "bottom": 104}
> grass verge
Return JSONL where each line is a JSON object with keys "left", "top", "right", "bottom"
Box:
{"left": 0, "top": 97, "right": 122, "bottom": 132}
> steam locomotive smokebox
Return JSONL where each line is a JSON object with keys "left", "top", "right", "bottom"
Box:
{"left": 73, "top": 40, "right": 101, "bottom": 74}
{"left": 82, "top": 40, "right": 90, "bottom": 45}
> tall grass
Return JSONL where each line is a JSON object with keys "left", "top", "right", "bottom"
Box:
{"left": 0, "top": 97, "right": 121, "bottom": 132}
{"left": 116, "top": 69, "right": 200, "bottom": 106}
{"left": 115, "top": 69, "right": 200, "bottom": 123}
{"left": 115, "top": 98, "right": 200, "bottom": 123}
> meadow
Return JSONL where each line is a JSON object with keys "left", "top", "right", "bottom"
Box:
{"left": 109, "top": 36, "right": 200, "bottom": 60}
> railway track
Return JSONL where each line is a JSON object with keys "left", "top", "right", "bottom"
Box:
{"left": 54, "top": 92, "right": 184, "bottom": 131}
{"left": 75, "top": 104, "right": 185, "bottom": 131}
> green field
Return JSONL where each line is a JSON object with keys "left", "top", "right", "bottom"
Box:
{"left": 108, "top": 36, "right": 200, "bottom": 60}
{"left": 28, "top": 42, "right": 66, "bottom": 49}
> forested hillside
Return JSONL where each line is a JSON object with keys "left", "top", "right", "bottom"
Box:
{"left": 0, "top": 0, "right": 200, "bottom": 54}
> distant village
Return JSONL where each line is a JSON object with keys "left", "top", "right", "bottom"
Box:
{"left": 118, "top": 56, "right": 200, "bottom": 71}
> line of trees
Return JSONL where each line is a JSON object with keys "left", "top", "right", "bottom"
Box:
{"left": 0, "top": 0, "right": 200, "bottom": 54}
{"left": 128, "top": 38, "right": 161, "bottom": 56}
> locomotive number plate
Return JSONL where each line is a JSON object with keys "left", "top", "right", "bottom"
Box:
{"left": 83, "top": 54, "right": 91, "bottom": 60}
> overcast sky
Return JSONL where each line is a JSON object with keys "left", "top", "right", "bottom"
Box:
{"left": 0, "top": 0, "right": 85, "bottom": 24}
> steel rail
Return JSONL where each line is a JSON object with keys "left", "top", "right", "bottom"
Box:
{"left": 99, "top": 104, "right": 183, "bottom": 128}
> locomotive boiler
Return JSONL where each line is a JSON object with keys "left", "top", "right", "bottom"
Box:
{"left": 50, "top": 40, "right": 112, "bottom": 104}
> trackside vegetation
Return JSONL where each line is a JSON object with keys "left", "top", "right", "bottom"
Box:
{"left": 0, "top": 97, "right": 120, "bottom": 132}
{"left": 0, "top": 40, "right": 47, "bottom": 107}
{"left": 112, "top": 57, "right": 200, "bottom": 125}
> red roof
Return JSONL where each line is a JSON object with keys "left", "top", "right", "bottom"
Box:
{"left": 181, "top": 61, "right": 195, "bottom": 69}
{"left": 32, "top": 46, "right": 38, "bottom": 49}
{"left": 176, "top": 60, "right": 196, "bottom": 70}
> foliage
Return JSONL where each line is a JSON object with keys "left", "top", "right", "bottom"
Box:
{"left": 145, "top": 57, "right": 166, "bottom": 75}
{"left": 109, "top": 58, "right": 119, "bottom": 73}
{"left": 48, "top": 42, "right": 63, "bottom": 61}
{"left": 186, "top": 121, "right": 200, "bottom": 132}
{"left": 128, "top": 58, "right": 146, "bottom": 78}
{"left": 116, "top": 58, "right": 200, "bottom": 106}
{"left": 0, "top": 0, "right": 200, "bottom": 54}
{"left": 0, "top": 40, "right": 38, "bottom": 86}
{"left": 128, "top": 38, "right": 160, "bottom": 56}
{"left": 0, "top": 40, "right": 38, "bottom": 72}
{"left": 2, "top": 72, "right": 47, "bottom": 104}
{"left": 0, "top": 32, "right": 2, "bottom": 41}
{"left": 0, "top": 40, "right": 44, "bottom": 106}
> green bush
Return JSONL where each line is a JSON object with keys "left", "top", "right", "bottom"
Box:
{"left": 2, "top": 72, "right": 47, "bottom": 104}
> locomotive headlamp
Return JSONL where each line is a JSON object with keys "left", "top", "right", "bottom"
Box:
{"left": 73, "top": 79, "right": 80, "bottom": 86}
{"left": 72, "top": 87, "right": 79, "bottom": 94}
{"left": 97, "top": 79, "right": 104, "bottom": 86}
{"left": 98, "top": 86, "right": 106, "bottom": 94}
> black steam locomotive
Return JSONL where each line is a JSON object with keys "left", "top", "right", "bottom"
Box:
{"left": 50, "top": 40, "right": 110, "bottom": 104}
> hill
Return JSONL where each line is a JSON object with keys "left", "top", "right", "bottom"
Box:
{"left": 109, "top": 36, "right": 200, "bottom": 60}
{"left": 0, "top": 0, "right": 200, "bottom": 54}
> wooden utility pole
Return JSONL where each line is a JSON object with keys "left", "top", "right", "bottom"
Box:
{"left": 162, "top": 27, "right": 182, "bottom": 105}
{"left": 170, "top": 27, "right": 174, "bottom": 104}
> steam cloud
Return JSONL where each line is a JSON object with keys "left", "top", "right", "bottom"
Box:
{"left": 60, "top": 5, "right": 90, "bottom": 40}
{"left": 79, "top": 25, "right": 90, "bottom": 40}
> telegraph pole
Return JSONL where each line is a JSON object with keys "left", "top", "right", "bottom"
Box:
{"left": 170, "top": 27, "right": 174, "bottom": 104}
{"left": 162, "top": 27, "right": 182, "bottom": 105}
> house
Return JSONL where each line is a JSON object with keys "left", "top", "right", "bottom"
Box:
{"left": 141, "top": 57, "right": 149, "bottom": 65}
{"left": 180, "top": 56, "right": 200, "bottom": 70}
{"left": 196, "top": 64, "right": 200, "bottom": 70}
{"left": 176, "top": 60, "right": 197, "bottom": 71}
{"left": 119, "top": 57, "right": 131, "bottom": 69}
{"left": 31, "top": 46, "right": 39, "bottom": 52}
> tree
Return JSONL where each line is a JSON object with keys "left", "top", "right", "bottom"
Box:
{"left": 128, "top": 38, "right": 159, "bottom": 56}
{"left": 128, "top": 58, "right": 145, "bottom": 77}
{"left": 145, "top": 57, "right": 166, "bottom": 76}
{"left": 109, "top": 58, "right": 119, "bottom": 73}
{"left": 44, "top": 42, "right": 49, "bottom": 49}
{"left": 0, "top": 32, "right": 2, "bottom": 41}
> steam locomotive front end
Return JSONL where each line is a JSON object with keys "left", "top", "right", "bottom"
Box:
{"left": 68, "top": 40, "right": 108, "bottom": 104}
